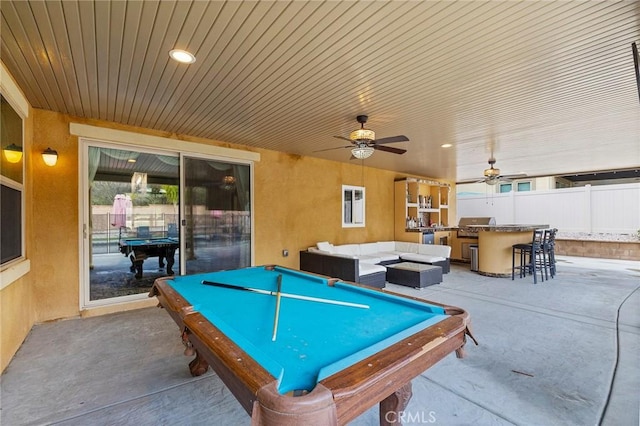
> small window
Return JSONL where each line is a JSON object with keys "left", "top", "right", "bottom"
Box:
{"left": 342, "top": 185, "right": 365, "bottom": 227}
{"left": 517, "top": 181, "right": 532, "bottom": 192}
{"left": 499, "top": 183, "right": 512, "bottom": 193}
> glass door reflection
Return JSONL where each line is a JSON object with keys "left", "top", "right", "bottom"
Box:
{"left": 86, "top": 146, "right": 179, "bottom": 302}
{"left": 182, "top": 156, "right": 251, "bottom": 274}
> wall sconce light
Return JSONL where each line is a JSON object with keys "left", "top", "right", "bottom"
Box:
{"left": 42, "top": 147, "right": 58, "bottom": 166}
{"left": 3, "top": 143, "right": 23, "bottom": 163}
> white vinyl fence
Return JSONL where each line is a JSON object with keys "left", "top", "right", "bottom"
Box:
{"left": 457, "top": 183, "right": 640, "bottom": 234}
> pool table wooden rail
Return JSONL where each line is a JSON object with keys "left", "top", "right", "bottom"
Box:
{"left": 150, "top": 272, "right": 474, "bottom": 426}
{"left": 323, "top": 312, "right": 469, "bottom": 425}
{"left": 149, "top": 277, "right": 192, "bottom": 330}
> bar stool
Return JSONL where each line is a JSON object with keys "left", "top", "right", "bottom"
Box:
{"left": 512, "top": 229, "right": 546, "bottom": 284}
{"left": 543, "top": 228, "right": 558, "bottom": 278}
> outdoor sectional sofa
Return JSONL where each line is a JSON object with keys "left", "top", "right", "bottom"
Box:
{"left": 299, "top": 241, "right": 451, "bottom": 289}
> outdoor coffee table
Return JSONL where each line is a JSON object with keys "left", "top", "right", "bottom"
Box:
{"left": 386, "top": 262, "right": 443, "bottom": 288}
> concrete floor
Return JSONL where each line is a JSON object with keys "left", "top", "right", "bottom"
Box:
{"left": 2, "top": 256, "right": 639, "bottom": 426}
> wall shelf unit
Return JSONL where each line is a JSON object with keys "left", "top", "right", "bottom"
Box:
{"left": 394, "top": 178, "right": 451, "bottom": 244}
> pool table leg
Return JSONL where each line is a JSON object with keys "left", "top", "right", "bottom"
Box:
{"left": 134, "top": 262, "right": 144, "bottom": 279}
{"left": 188, "top": 351, "right": 209, "bottom": 376}
{"left": 164, "top": 247, "right": 176, "bottom": 275}
{"left": 128, "top": 252, "right": 144, "bottom": 279}
{"left": 379, "top": 382, "right": 412, "bottom": 426}
{"left": 181, "top": 330, "right": 209, "bottom": 376}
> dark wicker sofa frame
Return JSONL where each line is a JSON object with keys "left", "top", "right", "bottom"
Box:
{"left": 299, "top": 250, "right": 386, "bottom": 289}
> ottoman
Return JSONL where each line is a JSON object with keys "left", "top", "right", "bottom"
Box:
{"left": 386, "top": 262, "right": 443, "bottom": 288}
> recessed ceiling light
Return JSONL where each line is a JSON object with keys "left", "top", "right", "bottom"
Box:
{"left": 440, "top": 143, "right": 453, "bottom": 148}
{"left": 169, "top": 49, "right": 196, "bottom": 64}
{"left": 127, "top": 158, "right": 137, "bottom": 163}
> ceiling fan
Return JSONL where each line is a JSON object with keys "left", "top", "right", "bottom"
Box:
{"left": 477, "top": 157, "right": 526, "bottom": 185}
{"left": 315, "top": 115, "right": 409, "bottom": 159}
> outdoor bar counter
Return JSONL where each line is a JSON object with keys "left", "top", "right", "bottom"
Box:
{"left": 471, "top": 225, "right": 549, "bottom": 277}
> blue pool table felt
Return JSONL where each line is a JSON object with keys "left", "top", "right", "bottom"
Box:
{"left": 121, "top": 237, "right": 178, "bottom": 246}
{"left": 167, "top": 266, "right": 448, "bottom": 394}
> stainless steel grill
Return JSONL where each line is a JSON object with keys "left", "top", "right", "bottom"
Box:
{"left": 457, "top": 217, "right": 496, "bottom": 238}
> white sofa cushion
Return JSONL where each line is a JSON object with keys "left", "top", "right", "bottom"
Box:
{"left": 395, "top": 241, "right": 418, "bottom": 254}
{"left": 333, "top": 244, "right": 360, "bottom": 256}
{"left": 377, "top": 241, "right": 396, "bottom": 252}
{"left": 368, "top": 241, "right": 402, "bottom": 262}
{"left": 308, "top": 247, "right": 333, "bottom": 255}
{"left": 375, "top": 253, "right": 401, "bottom": 262}
{"left": 359, "top": 243, "right": 380, "bottom": 255}
{"left": 317, "top": 241, "right": 334, "bottom": 253}
{"left": 357, "top": 243, "right": 389, "bottom": 263}
{"left": 359, "top": 262, "right": 386, "bottom": 276}
{"left": 418, "top": 244, "right": 451, "bottom": 258}
{"left": 357, "top": 255, "right": 383, "bottom": 264}
{"left": 400, "top": 253, "right": 446, "bottom": 264}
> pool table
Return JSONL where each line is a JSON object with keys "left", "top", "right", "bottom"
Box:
{"left": 119, "top": 237, "right": 178, "bottom": 278}
{"left": 150, "top": 265, "right": 474, "bottom": 425}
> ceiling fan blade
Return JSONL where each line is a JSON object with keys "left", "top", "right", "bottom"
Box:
{"left": 374, "top": 145, "right": 406, "bottom": 155}
{"left": 374, "top": 135, "right": 409, "bottom": 144}
{"left": 501, "top": 173, "right": 528, "bottom": 179}
{"left": 313, "top": 145, "right": 352, "bottom": 152}
{"left": 333, "top": 135, "right": 353, "bottom": 142}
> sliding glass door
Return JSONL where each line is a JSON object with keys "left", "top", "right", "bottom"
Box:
{"left": 84, "top": 145, "right": 179, "bottom": 304}
{"left": 182, "top": 156, "right": 251, "bottom": 274}
{"left": 81, "top": 143, "right": 253, "bottom": 307}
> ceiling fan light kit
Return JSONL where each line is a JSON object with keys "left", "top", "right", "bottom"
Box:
{"left": 484, "top": 167, "right": 501, "bottom": 178}
{"left": 350, "top": 115, "right": 375, "bottom": 142}
{"left": 350, "top": 128, "right": 375, "bottom": 141}
{"left": 351, "top": 146, "right": 375, "bottom": 159}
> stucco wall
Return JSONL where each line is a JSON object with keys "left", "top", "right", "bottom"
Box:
{"left": 30, "top": 109, "right": 81, "bottom": 322}
{"left": 253, "top": 152, "right": 399, "bottom": 265}
{"left": 0, "top": 274, "right": 35, "bottom": 371}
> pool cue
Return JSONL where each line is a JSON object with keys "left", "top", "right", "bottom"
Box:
{"left": 201, "top": 280, "right": 369, "bottom": 309}
{"left": 271, "top": 274, "right": 283, "bottom": 341}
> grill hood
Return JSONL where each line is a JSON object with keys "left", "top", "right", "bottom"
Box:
{"left": 457, "top": 217, "right": 496, "bottom": 238}
{"left": 458, "top": 217, "right": 496, "bottom": 227}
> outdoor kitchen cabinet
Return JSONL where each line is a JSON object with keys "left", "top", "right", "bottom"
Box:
{"left": 394, "top": 178, "right": 451, "bottom": 243}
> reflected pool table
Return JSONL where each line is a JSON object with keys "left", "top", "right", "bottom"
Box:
{"left": 119, "top": 237, "right": 178, "bottom": 278}
{"left": 150, "top": 265, "right": 474, "bottom": 425}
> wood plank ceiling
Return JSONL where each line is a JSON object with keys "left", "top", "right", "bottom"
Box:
{"left": 1, "top": 1, "right": 638, "bottom": 182}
